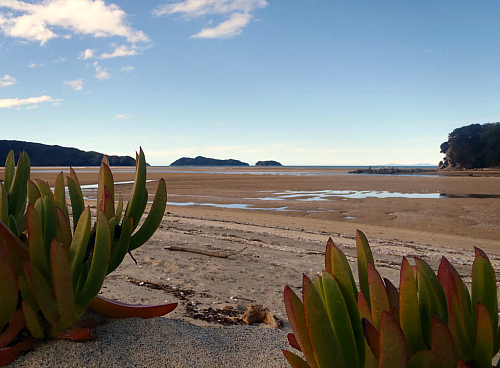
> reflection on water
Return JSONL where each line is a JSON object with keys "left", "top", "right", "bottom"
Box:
{"left": 167, "top": 202, "right": 295, "bottom": 212}
{"left": 253, "top": 190, "right": 444, "bottom": 200}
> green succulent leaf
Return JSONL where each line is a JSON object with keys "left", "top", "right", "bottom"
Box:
{"left": 303, "top": 275, "right": 346, "bottom": 368}
{"left": 362, "top": 318, "right": 380, "bottom": 360}
{"left": 474, "top": 302, "right": 494, "bottom": 368}
{"left": 399, "top": 257, "right": 427, "bottom": 356}
{"left": 75, "top": 211, "right": 111, "bottom": 312}
{"left": 54, "top": 172, "right": 69, "bottom": 221}
{"left": 18, "top": 275, "right": 37, "bottom": 314}
{"left": 321, "top": 271, "right": 360, "bottom": 368}
{"left": 107, "top": 216, "right": 132, "bottom": 275}
{"left": 23, "top": 259, "right": 59, "bottom": 326}
{"left": 378, "top": 311, "right": 408, "bottom": 368}
{"left": 21, "top": 300, "right": 45, "bottom": 339}
{"left": 35, "top": 179, "right": 53, "bottom": 198}
{"left": 129, "top": 178, "right": 166, "bottom": 251}
{"left": 472, "top": 247, "right": 498, "bottom": 346}
{"left": 284, "top": 286, "right": 318, "bottom": 368}
{"left": 3, "top": 150, "right": 15, "bottom": 194}
{"left": 357, "top": 291, "right": 373, "bottom": 325}
{"left": 99, "top": 185, "right": 115, "bottom": 220}
{"left": 97, "top": 162, "right": 114, "bottom": 218}
{"left": 0, "top": 219, "right": 30, "bottom": 275}
{"left": 0, "top": 182, "right": 8, "bottom": 224}
{"left": 325, "top": 238, "right": 358, "bottom": 301}
{"left": 406, "top": 350, "right": 433, "bottom": 368}
{"left": 27, "top": 204, "right": 51, "bottom": 281}
{"left": 356, "top": 230, "right": 374, "bottom": 307}
{"left": 415, "top": 257, "right": 448, "bottom": 324}
{"left": 56, "top": 207, "right": 72, "bottom": 248}
{"left": 283, "top": 350, "right": 311, "bottom": 368}
{"left": 0, "top": 309, "right": 27, "bottom": 349}
{"left": 438, "top": 257, "right": 474, "bottom": 361}
{"left": 7, "top": 214, "right": 19, "bottom": 238}
{"left": 284, "top": 285, "right": 319, "bottom": 368}
{"left": 51, "top": 239, "right": 79, "bottom": 331}
{"left": 67, "top": 169, "right": 84, "bottom": 232}
{"left": 0, "top": 250, "right": 18, "bottom": 330}
{"left": 42, "top": 195, "right": 57, "bottom": 274}
{"left": 367, "top": 263, "right": 390, "bottom": 331}
{"left": 125, "top": 148, "right": 147, "bottom": 230}
{"left": 67, "top": 207, "right": 91, "bottom": 290}
{"left": 27, "top": 179, "right": 41, "bottom": 206}
{"left": 115, "top": 194, "right": 124, "bottom": 223}
{"left": 429, "top": 315, "right": 456, "bottom": 368}
{"left": 8, "top": 151, "right": 30, "bottom": 222}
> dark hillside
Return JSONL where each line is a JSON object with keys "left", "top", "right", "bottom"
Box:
{"left": 439, "top": 123, "right": 500, "bottom": 169}
{"left": 0, "top": 140, "right": 135, "bottom": 166}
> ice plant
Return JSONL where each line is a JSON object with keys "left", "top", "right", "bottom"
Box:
{"left": 0, "top": 149, "right": 177, "bottom": 366}
{"left": 284, "top": 230, "right": 500, "bottom": 368}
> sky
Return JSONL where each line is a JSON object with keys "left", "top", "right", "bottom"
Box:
{"left": 1, "top": 0, "right": 499, "bottom": 166}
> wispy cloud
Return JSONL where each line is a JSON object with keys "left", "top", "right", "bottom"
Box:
{"left": 64, "top": 78, "right": 84, "bottom": 91}
{"left": 79, "top": 44, "right": 147, "bottom": 60}
{"left": 0, "top": 0, "right": 149, "bottom": 45}
{"left": 113, "top": 113, "right": 132, "bottom": 119}
{"left": 99, "top": 44, "right": 139, "bottom": 59}
{"left": 120, "top": 66, "right": 134, "bottom": 72}
{"left": 27, "top": 62, "right": 37, "bottom": 68}
{"left": 0, "top": 75, "right": 17, "bottom": 87}
{"left": 0, "top": 95, "right": 61, "bottom": 108}
{"left": 192, "top": 12, "right": 251, "bottom": 38}
{"left": 154, "top": 0, "right": 268, "bottom": 39}
{"left": 93, "top": 62, "right": 110, "bottom": 80}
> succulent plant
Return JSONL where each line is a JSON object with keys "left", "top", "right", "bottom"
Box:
{"left": 0, "top": 149, "right": 176, "bottom": 366}
{"left": 284, "top": 230, "right": 500, "bottom": 368}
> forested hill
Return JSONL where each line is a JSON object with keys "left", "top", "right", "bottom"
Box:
{"left": 439, "top": 123, "right": 500, "bottom": 169}
{"left": 0, "top": 140, "right": 135, "bottom": 166}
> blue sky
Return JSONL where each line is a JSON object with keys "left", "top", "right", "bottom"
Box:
{"left": 1, "top": 0, "right": 499, "bottom": 166}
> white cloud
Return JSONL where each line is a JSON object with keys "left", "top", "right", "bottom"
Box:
{"left": 64, "top": 78, "right": 84, "bottom": 91}
{"left": 79, "top": 48, "right": 94, "bottom": 60}
{"left": 99, "top": 44, "right": 138, "bottom": 59}
{"left": 192, "top": 12, "right": 250, "bottom": 38}
{"left": 0, "top": 95, "right": 60, "bottom": 108}
{"left": 27, "top": 62, "right": 36, "bottom": 68}
{"left": 154, "top": 0, "right": 268, "bottom": 17}
{"left": 0, "top": 0, "right": 149, "bottom": 45}
{"left": 113, "top": 113, "right": 132, "bottom": 119}
{"left": 0, "top": 74, "right": 17, "bottom": 87}
{"left": 120, "top": 66, "right": 134, "bottom": 72}
{"left": 93, "top": 62, "right": 110, "bottom": 80}
{"left": 154, "top": 0, "right": 267, "bottom": 38}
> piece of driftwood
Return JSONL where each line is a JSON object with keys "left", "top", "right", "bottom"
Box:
{"left": 242, "top": 304, "right": 284, "bottom": 329}
{"left": 164, "top": 245, "right": 246, "bottom": 258}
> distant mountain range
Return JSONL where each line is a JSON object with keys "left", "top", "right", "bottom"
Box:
{"left": 170, "top": 156, "right": 250, "bottom": 166}
{"left": 0, "top": 140, "right": 135, "bottom": 166}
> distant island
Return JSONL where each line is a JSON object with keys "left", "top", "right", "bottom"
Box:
{"left": 439, "top": 122, "right": 500, "bottom": 170}
{"left": 255, "top": 160, "right": 282, "bottom": 167}
{"left": 0, "top": 140, "right": 135, "bottom": 166}
{"left": 170, "top": 156, "right": 250, "bottom": 166}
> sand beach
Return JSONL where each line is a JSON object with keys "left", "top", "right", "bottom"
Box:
{"left": 6, "top": 166, "right": 500, "bottom": 367}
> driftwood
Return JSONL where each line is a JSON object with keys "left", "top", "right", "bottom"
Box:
{"left": 242, "top": 304, "right": 284, "bottom": 329}
{"left": 164, "top": 245, "right": 246, "bottom": 259}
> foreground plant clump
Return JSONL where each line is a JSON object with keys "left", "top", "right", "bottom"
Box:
{"left": 0, "top": 149, "right": 177, "bottom": 366}
{"left": 284, "top": 230, "right": 500, "bottom": 368}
